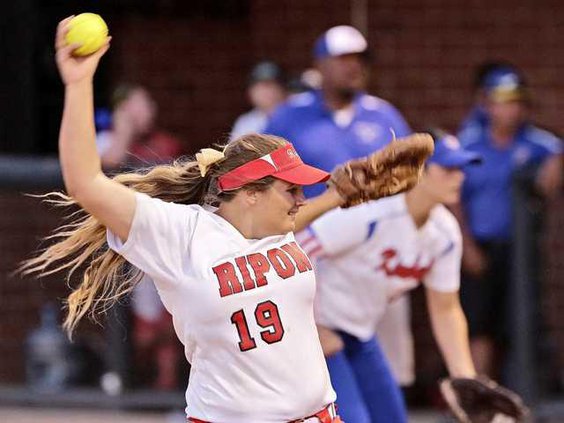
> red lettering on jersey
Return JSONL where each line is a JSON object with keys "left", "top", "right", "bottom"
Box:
{"left": 281, "top": 242, "right": 313, "bottom": 272}
{"left": 379, "top": 249, "right": 433, "bottom": 280}
{"left": 213, "top": 242, "right": 313, "bottom": 299}
{"left": 247, "top": 253, "right": 271, "bottom": 287}
{"left": 267, "top": 248, "right": 296, "bottom": 279}
{"left": 235, "top": 256, "right": 256, "bottom": 291}
{"left": 212, "top": 261, "right": 243, "bottom": 297}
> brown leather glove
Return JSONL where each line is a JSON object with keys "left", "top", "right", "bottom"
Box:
{"left": 329, "top": 133, "right": 435, "bottom": 208}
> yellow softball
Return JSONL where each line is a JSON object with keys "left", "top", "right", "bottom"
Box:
{"left": 65, "top": 13, "right": 109, "bottom": 56}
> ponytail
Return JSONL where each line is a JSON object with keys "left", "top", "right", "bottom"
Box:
{"left": 21, "top": 133, "right": 287, "bottom": 335}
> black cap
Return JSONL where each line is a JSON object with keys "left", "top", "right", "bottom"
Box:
{"left": 248, "top": 61, "right": 285, "bottom": 85}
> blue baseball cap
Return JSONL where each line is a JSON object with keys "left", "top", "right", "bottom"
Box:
{"left": 483, "top": 67, "right": 528, "bottom": 102}
{"left": 314, "top": 25, "right": 368, "bottom": 59}
{"left": 427, "top": 132, "right": 482, "bottom": 168}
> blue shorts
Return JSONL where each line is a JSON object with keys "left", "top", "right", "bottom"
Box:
{"left": 327, "top": 331, "right": 407, "bottom": 423}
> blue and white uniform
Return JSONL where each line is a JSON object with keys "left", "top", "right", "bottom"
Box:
{"left": 458, "top": 122, "right": 562, "bottom": 341}
{"left": 265, "top": 90, "right": 411, "bottom": 197}
{"left": 459, "top": 123, "right": 562, "bottom": 242}
{"left": 300, "top": 195, "right": 461, "bottom": 339}
{"left": 297, "top": 195, "right": 462, "bottom": 423}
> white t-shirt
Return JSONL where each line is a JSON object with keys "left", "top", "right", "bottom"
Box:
{"left": 297, "top": 194, "right": 462, "bottom": 341}
{"left": 230, "top": 109, "right": 268, "bottom": 141}
{"left": 107, "top": 193, "right": 335, "bottom": 422}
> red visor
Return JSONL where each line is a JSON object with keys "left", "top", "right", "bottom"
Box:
{"left": 217, "top": 143, "right": 330, "bottom": 191}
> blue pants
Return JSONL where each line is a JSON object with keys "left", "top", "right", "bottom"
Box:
{"left": 327, "top": 332, "right": 408, "bottom": 423}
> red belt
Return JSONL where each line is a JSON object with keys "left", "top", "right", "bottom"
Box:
{"left": 188, "top": 403, "right": 343, "bottom": 423}
{"left": 289, "top": 403, "right": 342, "bottom": 423}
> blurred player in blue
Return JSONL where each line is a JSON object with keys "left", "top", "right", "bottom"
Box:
{"left": 265, "top": 25, "right": 411, "bottom": 198}
{"left": 455, "top": 66, "right": 563, "bottom": 378}
{"left": 459, "top": 61, "right": 516, "bottom": 132}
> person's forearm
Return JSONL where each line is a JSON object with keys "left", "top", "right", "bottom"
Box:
{"left": 101, "top": 136, "right": 131, "bottom": 168}
{"left": 101, "top": 109, "right": 137, "bottom": 168}
{"left": 450, "top": 203, "right": 474, "bottom": 244}
{"left": 427, "top": 291, "right": 476, "bottom": 378}
{"left": 294, "top": 187, "right": 344, "bottom": 232}
{"left": 450, "top": 202, "right": 486, "bottom": 276}
{"left": 59, "top": 80, "right": 103, "bottom": 198}
{"left": 536, "top": 155, "right": 563, "bottom": 198}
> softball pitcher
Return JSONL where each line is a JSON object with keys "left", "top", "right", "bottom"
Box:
{"left": 21, "top": 18, "right": 429, "bottom": 422}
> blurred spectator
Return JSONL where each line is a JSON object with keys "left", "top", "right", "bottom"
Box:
{"left": 25, "top": 303, "right": 74, "bottom": 392}
{"left": 287, "top": 68, "right": 323, "bottom": 94}
{"left": 97, "top": 84, "right": 185, "bottom": 169}
{"left": 459, "top": 61, "right": 516, "bottom": 132}
{"left": 265, "top": 25, "right": 411, "bottom": 198}
{"left": 454, "top": 66, "right": 563, "bottom": 379}
{"left": 131, "top": 275, "right": 181, "bottom": 391}
{"left": 266, "top": 25, "right": 414, "bottom": 421}
{"left": 230, "top": 61, "right": 287, "bottom": 140}
{"left": 96, "top": 85, "right": 185, "bottom": 390}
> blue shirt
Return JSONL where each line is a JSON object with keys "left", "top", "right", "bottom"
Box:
{"left": 460, "top": 123, "right": 562, "bottom": 241}
{"left": 459, "top": 105, "right": 489, "bottom": 133}
{"left": 265, "top": 90, "right": 411, "bottom": 197}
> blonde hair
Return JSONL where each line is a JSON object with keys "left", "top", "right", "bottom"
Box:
{"left": 21, "top": 133, "right": 287, "bottom": 335}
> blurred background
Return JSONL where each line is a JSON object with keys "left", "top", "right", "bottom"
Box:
{"left": 1, "top": 0, "right": 563, "bottom": 421}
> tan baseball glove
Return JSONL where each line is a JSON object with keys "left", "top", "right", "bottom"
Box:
{"left": 329, "top": 133, "right": 435, "bottom": 208}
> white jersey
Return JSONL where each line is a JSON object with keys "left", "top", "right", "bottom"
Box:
{"left": 297, "top": 194, "right": 462, "bottom": 341}
{"left": 107, "top": 193, "right": 335, "bottom": 422}
{"left": 131, "top": 273, "right": 165, "bottom": 322}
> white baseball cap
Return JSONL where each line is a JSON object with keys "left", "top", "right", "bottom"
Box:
{"left": 313, "top": 25, "right": 368, "bottom": 59}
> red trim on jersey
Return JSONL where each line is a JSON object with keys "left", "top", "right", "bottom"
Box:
{"left": 187, "top": 403, "right": 341, "bottom": 423}
{"left": 217, "top": 143, "right": 329, "bottom": 191}
{"left": 296, "top": 233, "right": 316, "bottom": 249}
{"left": 295, "top": 229, "right": 325, "bottom": 260}
{"left": 306, "top": 244, "right": 324, "bottom": 259}
{"left": 289, "top": 402, "right": 341, "bottom": 422}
